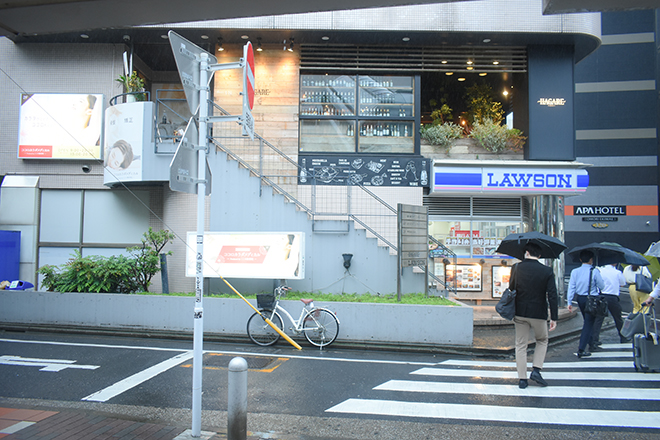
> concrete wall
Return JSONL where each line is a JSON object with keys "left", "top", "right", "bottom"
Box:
{"left": 0, "top": 291, "right": 473, "bottom": 347}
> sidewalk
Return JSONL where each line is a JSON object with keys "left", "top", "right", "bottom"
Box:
{"left": 0, "top": 406, "right": 265, "bottom": 440}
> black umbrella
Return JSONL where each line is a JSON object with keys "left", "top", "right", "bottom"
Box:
{"left": 495, "top": 231, "right": 567, "bottom": 260}
{"left": 567, "top": 242, "right": 650, "bottom": 266}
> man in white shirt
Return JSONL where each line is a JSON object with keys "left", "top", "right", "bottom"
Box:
{"left": 591, "top": 264, "right": 627, "bottom": 348}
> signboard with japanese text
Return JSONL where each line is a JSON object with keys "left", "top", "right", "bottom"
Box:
{"left": 298, "top": 155, "right": 429, "bottom": 187}
{"left": 445, "top": 264, "right": 482, "bottom": 292}
{"left": 18, "top": 93, "right": 103, "bottom": 159}
{"left": 492, "top": 265, "right": 512, "bottom": 298}
{"left": 185, "top": 232, "right": 304, "bottom": 279}
{"left": 103, "top": 102, "right": 152, "bottom": 184}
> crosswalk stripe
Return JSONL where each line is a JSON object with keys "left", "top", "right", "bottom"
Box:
{"left": 375, "top": 379, "right": 660, "bottom": 400}
{"left": 411, "top": 367, "right": 657, "bottom": 381}
{"left": 326, "top": 398, "right": 660, "bottom": 429}
{"left": 438, "top": 360, "right": 633, "bottom": 369}
{"left": 585, "top": 351, "right": 632, "bottom": 358}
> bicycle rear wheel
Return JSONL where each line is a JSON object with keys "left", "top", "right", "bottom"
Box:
{"left": 302, "top": 308, "right": 339, "bottom": 347}
{"left": 247, "top": 310, "right": 282, "bottom": 346}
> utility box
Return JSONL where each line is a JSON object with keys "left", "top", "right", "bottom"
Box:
{"left": 0, "top": 230, "right": 20, "bottom": 282}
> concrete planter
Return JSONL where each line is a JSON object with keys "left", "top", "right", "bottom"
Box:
{"left": 421, "top": 138, "right": 523, "bottom": 161}
{"left": 0, "top": 291, "right": 473, "bottom": 347}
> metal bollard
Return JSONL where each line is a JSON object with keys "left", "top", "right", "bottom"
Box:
{"left": 227, "top": 357, "right": 248, "bottom": 440}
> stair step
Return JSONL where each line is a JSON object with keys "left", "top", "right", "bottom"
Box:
{"left": 312, "top": 220, "right": 350, "bottom": 233}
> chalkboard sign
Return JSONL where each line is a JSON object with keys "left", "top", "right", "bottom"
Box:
{"left": 298, "top": 155, "right": 429, "bottom": 187}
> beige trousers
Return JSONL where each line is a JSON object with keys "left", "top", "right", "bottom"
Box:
{"left": 629, "top": 284, "right": 650, "bottom": 314}
{"left": 513, "top": 316, "right": 549, "bottom": 379}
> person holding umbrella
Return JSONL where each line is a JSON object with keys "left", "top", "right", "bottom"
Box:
{"left": 567, "top": 250, "right": 605, "bottom": 358}
{"left": 496, "top": 232, "right": 564, "bottom": 389}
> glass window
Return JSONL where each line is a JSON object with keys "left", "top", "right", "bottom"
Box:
{"left": 358, "top": 121, "right": 414, "bottom": 153}
{"left": 300, "top": 120, "right": 355, "bottom": 153}
{"left": 429, "top": 220, "right": 521, "bottom": 258}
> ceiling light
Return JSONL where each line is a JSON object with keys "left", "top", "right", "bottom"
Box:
{"left": 201, "top": 35, "right": 209, "bottom": 40}
{"left": 441, "top": 60, "right": 448, "bottom": 64}
{"left": 256, "top": 38, "right": 263, "bottom": 52}
{"left": 445, "top": 72, "right": 453, "bottom": 76}
{"left": 458, "top": 77, "right": 466, "bottom": 82}
{"left": 402, "top": 37, "right": 410, "bottom": 42}
{"left": 217, "top": 38, "right": 224, "bottom": 52}
{"left": 479, "top": 72, "right": 487, "bottom": 76}
{"left": 288, "top": 38, "right": 295, "bottom": 52}
{"left": 241, "top": 35, "right": 249, "bottom": 40}
{"left": 160, "top": 34, "right": 168, "bottom": 39}
{"left": 322, "top": 36, "right": 330, "bottom": 41}
{"left": 466, "top": 66, "right": 474, "bottom": 70}
{"left": 503, "top": 90, "right": 509, "bottom": 96}
{"left": 483, "top": 38, "right": 491, "bottom": 43}
{"left": 493, "top": 60, "right": 499, "bottom": 65}
{"left": 467, "top": 60, "right": 473, "bottom": 65}
{"left": 80, "top": 34, "right": 89, "bottom": 39}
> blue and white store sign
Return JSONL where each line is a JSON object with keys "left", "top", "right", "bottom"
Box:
{"left": 432, "top": 161, "right": 589, "bottom": 196}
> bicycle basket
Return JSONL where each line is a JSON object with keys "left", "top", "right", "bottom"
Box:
{"left": 256, "top": 294, "right": 275, "bottom": 309}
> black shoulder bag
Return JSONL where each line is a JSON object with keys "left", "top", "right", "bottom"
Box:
{"left": 496, "top": 264, "right": 517, "bottom": 321}
{"left": 585, "top": 266, "right": 608, "bottom": 317}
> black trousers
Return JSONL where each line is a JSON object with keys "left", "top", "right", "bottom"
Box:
{"left": 590, "top": 294, "right": 624, "bottom": 346}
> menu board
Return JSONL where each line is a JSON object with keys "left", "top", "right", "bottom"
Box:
{"left": 492, "top": 265, "right": 512, "bottom": 298}
{"left": 298, "top": 155, "right": 429, "bottom": 187}
{"left": 445, "top": 264, "right": 482, "bottom": 292}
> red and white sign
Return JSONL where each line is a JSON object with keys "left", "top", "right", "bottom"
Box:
{"left": 244, "top": 42, "right": 255, "bottom": 110}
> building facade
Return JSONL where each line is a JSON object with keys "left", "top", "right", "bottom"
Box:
{"left": 3, "top": 1, "right": 654, "bottom": 302}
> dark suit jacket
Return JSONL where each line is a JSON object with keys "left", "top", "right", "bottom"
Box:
{"left": 509, "top": 258, "right": 558, "bottom": 321}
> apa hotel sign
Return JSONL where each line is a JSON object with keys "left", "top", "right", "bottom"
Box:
{"left": 431, "top": 161, "right": 589, "bottom": 196}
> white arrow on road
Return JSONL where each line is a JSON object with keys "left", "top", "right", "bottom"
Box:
{"left": 0, "top": 355, "right": 100, "bottom": 372}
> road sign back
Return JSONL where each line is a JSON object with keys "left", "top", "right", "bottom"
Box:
{"left": 169, "top": 31, "right": 217, "bottom": 115}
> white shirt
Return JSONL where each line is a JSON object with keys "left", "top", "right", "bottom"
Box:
{"left": 598, "top": 265, "right": 626, "bottom": 296}
{"left": 623, "top": 265, "right": 651, "bottom": 284}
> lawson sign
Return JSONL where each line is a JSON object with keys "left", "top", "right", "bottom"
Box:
{"left": 432, "top": 165, "right": 589, "bottom": 195}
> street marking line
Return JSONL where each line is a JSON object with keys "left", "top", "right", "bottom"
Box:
{"left": 326, "top": 398, "right": 660, "bottom": 429}
{"left": 0, "top": 338, "right": 189, "bottom": 353}
{"left": 584, "top": 351, "right": 632, "bottom": 358}
{"left": 411, "top": 367, "right": 657, "bottom": 381}
{"left": 375, "top": 379, "right": 660, "bottom": 400}
{"left": 0, "top": 355, "right": 100, "bottom": 372}
{"left": 81, "top": 351, "right": 194, "bottom": 402}
{"left": 439, "top": 360, "right": 633, "bottom": 369}
{"left": 0, "top": 338, "right": 438, "bottom": 367}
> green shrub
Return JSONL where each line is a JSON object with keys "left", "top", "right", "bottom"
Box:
{"left": 37, "top": 228, "right": 174, "bottom": 293}
{"left": 420, "top": 122, "right": 463, "bottom": 149}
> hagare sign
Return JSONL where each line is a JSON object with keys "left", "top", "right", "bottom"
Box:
{"left": 432, "top": 165, "right": 589, "bottom": 195}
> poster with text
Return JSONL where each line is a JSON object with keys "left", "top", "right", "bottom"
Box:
{"left": 445, "top": 264, "right": 482, "bottom": 291}
{"left": 186, "top": 232, "right": 305, "bottom": 279}
{"left": 103, "top": 103, "right": 145, "bottom": 183}
{"left": 18, "top": 93, "right": 103, "bottom": 159}
{"left": 492, "top": 265, "right": 512, "bottom": 298}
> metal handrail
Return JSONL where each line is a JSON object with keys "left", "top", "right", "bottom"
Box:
{"left": 202, "top": 100, "right": 460, "bottom": 294}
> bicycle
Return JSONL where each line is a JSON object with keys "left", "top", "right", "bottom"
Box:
{"left": 247, "top": 285, "right": 340, "bottom": 348}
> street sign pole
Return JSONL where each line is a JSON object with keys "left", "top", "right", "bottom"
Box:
{"left": 191, "top": 52, "right": 210, "bottom": 438}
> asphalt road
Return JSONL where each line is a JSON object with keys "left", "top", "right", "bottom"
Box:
{"left": 1, "top": 327, "right": 660, "bottom": 440}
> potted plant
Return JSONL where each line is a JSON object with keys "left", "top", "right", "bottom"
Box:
{"left": 116, "top": 71, "right": 146, "bottom": 102}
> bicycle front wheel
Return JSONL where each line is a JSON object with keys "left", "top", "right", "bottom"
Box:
{"left": 247, "top": 310, "right": 283, "bottom": 346}
{"left": 302, "top": 308, "right": 339, "bottom": 347}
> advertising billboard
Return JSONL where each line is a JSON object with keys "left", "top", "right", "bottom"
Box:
{"left": 103, "top": 102, "right": 151, "bottom": 184}
{"left": 18, "top": 93, "right": 103, "bottom": 159}
{"left": 186, "top": 232, "right": 305, "bottom": 279}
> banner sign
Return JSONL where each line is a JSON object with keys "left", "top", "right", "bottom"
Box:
{"left": 298, "top": 155, "right": 429, "bottom": 187}
{"left": 18, "top": 93, "right": 103, "bottom": 159}
{"left": 432, "top": 163, "right": 589, "bottom": 195}
{"left": 186, "top": 232, "right": 305, "bottom": 279}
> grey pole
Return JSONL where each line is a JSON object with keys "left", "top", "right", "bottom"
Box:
{"left": 228, "top": 357, "right": 248, "bottom": 440}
